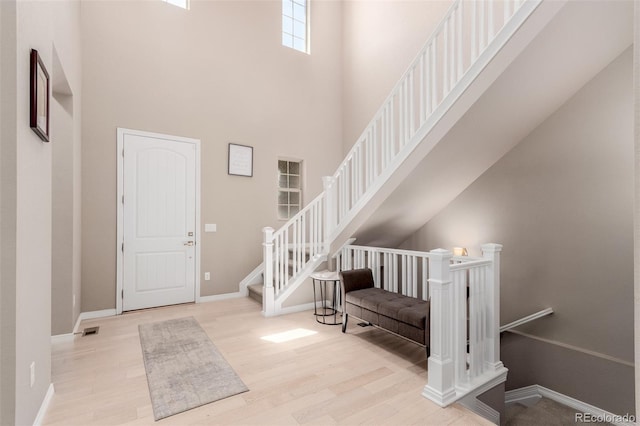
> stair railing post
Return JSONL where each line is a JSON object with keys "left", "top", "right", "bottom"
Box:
{"left": 322, "top": 176, "right": 334, "bottom": 250}
{"left": 482, "top": 243, "right": 504, "bottom": 371}
{"left": 262, "top": 227, "right": 275, "bottom": 317}
{"left": 423, "top": 248, "right": 457, "bottom": 406}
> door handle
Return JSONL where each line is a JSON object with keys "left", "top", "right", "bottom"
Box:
{"left": 184, "top": 241, "right": 194, "bottom": 246}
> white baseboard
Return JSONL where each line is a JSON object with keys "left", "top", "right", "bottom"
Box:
{"left": 273, "top": 302, "right": 317, "bottom": 316}
{"left": 199, "top": 291, "right": 244, "bottom": 303}
{"left": 505, "top": 385, "right": 635, "bottom": 426}
{"left": 460, "top": 395, "right": 500, "bottom": 425}
{"left": 51, "top": 333, "right": 75, "bottom": 344}
{"left": 75, "top": 309, "right": 116, "bottom": 331}
{"left": 33, "top": 383, "right": 54, "bottom": 426}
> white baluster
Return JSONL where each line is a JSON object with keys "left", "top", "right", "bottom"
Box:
{"left": 401, "top": 255, "right": 408, "bottom": 296}
{"left": 412, "top": 256, "right": 418, "bottom": 297}
{"left": 457, "top": 2, "right": 463, "bottom": 81}
{"left": 453, "top": 270, "right": 467, "bottom": 385}
{"left": 488, "top": 0, "right": 495, "bottom": 41}
{"left": 422, "top": 257, "right": 429, "bottom": 301}
{"left": 409, "top": 69, "right": 414, "bottom": 139}
{"left": 479, "top": 0, "right": 486, "bottom": 52}
{"left": 423, "top": 248, "right": 456, "bottom": 406}
{"left": 482, "top": 243, "right": 504, "bottom": 372}
{"left": 443, "top": 19, "right": 449, "bottom": 95}
{"left": 262, "top": 227, "right": 275, "bottom": 316}
{"left": 419, "top": 53, "right": 425, "bottom": 125}
{"left": 322, "top": 177, "right": 333, "bottom": 243}
{"left": 471, "top": 0, "right": 477, "bottom": 61}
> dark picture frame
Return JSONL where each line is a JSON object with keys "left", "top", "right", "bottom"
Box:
{"left": 228, "top": 143, "right": 253, "bottom": 177}
{"left": 30, "top": 49, "right": 50, "bottom": 142}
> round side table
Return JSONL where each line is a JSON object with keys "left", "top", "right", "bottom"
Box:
{"left": 310, "top": 270, "right": 341, "bottom": 325}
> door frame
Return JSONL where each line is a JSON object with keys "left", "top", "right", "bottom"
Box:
{"left": 116, "top": 127, "right": 201, "bottom": 315}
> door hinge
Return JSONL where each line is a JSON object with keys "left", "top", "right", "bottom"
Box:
{"left": 121, "top": 290, "right": 124, "bottom": 299}
{"left": 122, "top": 150, "right": 124, "bottom": 158}
{"left": 121, "top": 242, "right": 124, "bottom": 252}
{"left": 122, "top": 195, "right": 124, "bottom": 204}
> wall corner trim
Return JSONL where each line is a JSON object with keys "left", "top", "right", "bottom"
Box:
{"left": 33, "top": 383, "right": 55, "bottom": 426}
{"left": 505, "top": 385, "right": 635, "bottom": 426}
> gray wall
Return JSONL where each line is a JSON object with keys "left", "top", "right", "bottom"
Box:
{"left": 1, "top": 1, "right": 18, "bottom": 423}
{"left": 502, "top": 332, "right": 634, "bottom": 415}
{"left": 80, "top": 0, "right": 344, "bottom": 311}
{"left": 401, "top": 48, "right": 634, "bottom": 401}
{"left": 633, "top": 1, "right": 640, "bottom": 417}
{"left": 1, "top": 0, "right": 82, "bottom": 423}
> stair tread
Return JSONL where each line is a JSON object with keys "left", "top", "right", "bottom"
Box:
{"left": 505, "top": 398, "right": 612, "bottom": 426}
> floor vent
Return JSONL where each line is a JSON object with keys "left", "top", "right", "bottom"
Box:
{"left": 82, "top": 326, "right": 100, "bottom": 336}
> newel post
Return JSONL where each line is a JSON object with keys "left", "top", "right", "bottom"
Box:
{"left": 423, "top": 248, "right": 457, "bottom": 406}
{"left": 262, "top": 227, "right": 275, "bottom": 317}
{"left": 322, "top": 176, "right": 335, "bottom": 248}
{"left": 482, "top": 243, "right": 504, "bottom": 371}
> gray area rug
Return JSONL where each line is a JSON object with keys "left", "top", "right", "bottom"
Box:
{"left": 139, "top": 316, "right": 248, "bottom": 420}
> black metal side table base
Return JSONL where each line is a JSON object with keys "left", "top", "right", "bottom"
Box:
{"left": 311, "top": 270, "right": 342, "bottom": 326}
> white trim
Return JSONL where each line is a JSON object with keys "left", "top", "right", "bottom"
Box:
{"left": 505, "top": 385, "right": 635, "bottom": 426}
{"left": 116, "top": 128, "right": 201, "bottom": 314}
{"left": 33, "top": 383, "right": 54, "bottom": 426}
{"left": 506, "top": 329, "right": 634, "bottom": 367}
{"left": 423, "top": 366, "right": 508, "bottom": 407}
{"left": 273, "top": 301, "right": 316, "bottom": 316}
{"left": 459, "top": 395, "right": 500, "bottom": 425}
{"left": 76, "top": 309, "right": 116, "bottom": 324}
{"left": 500, "top": 308, "right": 553, "bottom": 333}
{"left": 504, "top": 385, "right": 542, "bottom": 407}
{"left": 199, "top": 292, "right": 245, "bottom": 303}
{"left": 51, "top": 333, "right": 75, "bottom": 344}
{"left": 72, "top": 312, "right": 83, "bottom": 334}
{"left": 239, "top": 262, "right": 264, "bottom": 296}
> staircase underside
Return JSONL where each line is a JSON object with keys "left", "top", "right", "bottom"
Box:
{"left": 333, "top": 0, "right": 633, "bottom": 250}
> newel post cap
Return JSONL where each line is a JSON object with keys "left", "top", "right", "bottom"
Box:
{"left": 481, "top": 243, "right": 503, "bottom": 253}
{"left": 429, "top": 248, "right": 453, "bottom": 258}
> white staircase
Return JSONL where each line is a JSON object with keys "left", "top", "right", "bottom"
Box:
{"left": 257, "top": 0, "right": 545, "bottom": 317}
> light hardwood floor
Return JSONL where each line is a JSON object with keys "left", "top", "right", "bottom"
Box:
{"left": 44, "top": 297, "right": 491, "bottom": 426}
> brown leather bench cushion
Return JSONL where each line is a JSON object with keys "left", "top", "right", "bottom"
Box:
{"left": 345, "top": 287, "right": 429, "bottom": 330}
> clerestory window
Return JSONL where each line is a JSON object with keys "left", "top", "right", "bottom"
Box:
{"left": 282, "top": 0, "right": 309, "bottom": 54}
{"left": 163, "top": 0, "right": 189, "bottom": 10}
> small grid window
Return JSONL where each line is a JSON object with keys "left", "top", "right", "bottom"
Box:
{"left": 282, "top": 0, "right": 308, "bottom": 53}
{"left": 278, "top": 160, "right": 302, "bottom": 220}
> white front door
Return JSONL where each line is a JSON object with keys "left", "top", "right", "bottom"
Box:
{"left": 118, "top": 129, "right": 199, "bottom": 312}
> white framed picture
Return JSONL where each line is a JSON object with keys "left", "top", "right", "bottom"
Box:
{"left": 228, "top": 143, "right": 253, "bottom": 177}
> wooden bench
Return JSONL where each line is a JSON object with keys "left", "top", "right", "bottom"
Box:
{"left": 340, "top": 268, "right": 430, "bottom": 357}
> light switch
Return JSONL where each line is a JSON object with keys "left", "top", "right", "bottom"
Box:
{"left": 205, "top": 224, "right": 217, "bottom": 232}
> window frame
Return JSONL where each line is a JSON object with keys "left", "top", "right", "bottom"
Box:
{"left": 277, "top": 158, "right": 303, "bottom": 221}
{"left": 282, "top": 0, "right": 310, "bottom": 54}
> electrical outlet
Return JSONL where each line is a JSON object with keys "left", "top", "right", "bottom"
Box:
{"left": 204, "top": 272, "right": 210, "bottom": 281}
{"left": 30, "top": 362, "right": 35, "bottom": 388}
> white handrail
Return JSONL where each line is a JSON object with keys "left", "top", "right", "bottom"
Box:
{"left": 500, "top": 307, "right": 554, "bottom": 333}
